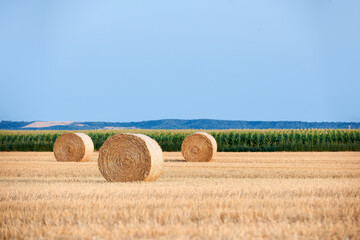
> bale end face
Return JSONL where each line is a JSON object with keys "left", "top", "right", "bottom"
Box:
{"left": 53, "top": 133, "right": 94, "bottom": 162}
{"left": 181, "top": 132, "right": 217, "bottom": 162}
{"left": 98, "top": 133, "right": 164, "bottom": 182}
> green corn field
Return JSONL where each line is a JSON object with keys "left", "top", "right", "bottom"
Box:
{"left": 0, "top": 129, "right": 359, "bottom": 152}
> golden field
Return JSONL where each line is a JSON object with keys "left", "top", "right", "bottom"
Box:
{"left": 0, "top": 152, "right": 359, "bottom": 239}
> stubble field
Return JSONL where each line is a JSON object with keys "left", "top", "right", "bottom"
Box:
{"left": 0, "top": 152, "right": 359, "bottom": 239}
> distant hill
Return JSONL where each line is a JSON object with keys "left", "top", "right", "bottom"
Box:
{"left": 0, "top": 119, "right": 359, "bottom": 130}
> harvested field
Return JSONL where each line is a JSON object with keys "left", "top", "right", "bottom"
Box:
{"left": 0, "top": 152, "right": 359, "bottom": 239}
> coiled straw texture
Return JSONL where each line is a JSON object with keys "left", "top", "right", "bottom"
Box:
{"left": 53, "top": 133, "right": 94, "bottom": 162}
{"left": 98, "top": 133, "right": 164, "bottom": 182}
{"left": 181, "top": 132, "right": 217, "bottom": 162}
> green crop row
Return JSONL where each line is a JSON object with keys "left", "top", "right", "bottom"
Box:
{"left": 0, "top": 129, "right": 359, "bottom": 152}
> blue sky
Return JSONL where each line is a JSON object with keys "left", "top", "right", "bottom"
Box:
{"left": 1, "top": 0, "right": 359, "bottom": 122}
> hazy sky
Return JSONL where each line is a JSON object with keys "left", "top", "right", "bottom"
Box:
{"left": 1, "top": 0, "right": 359, "bottom": 122}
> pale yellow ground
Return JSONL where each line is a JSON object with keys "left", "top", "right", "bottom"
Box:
{"left": 21, "top": 121, "right": 74, "bottom": 128}
{"left": 0, "top": 152, "right": 359, "bottom": 239}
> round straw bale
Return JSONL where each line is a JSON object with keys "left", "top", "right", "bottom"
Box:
{"left": 53, "top": 133, "right": 94, "bottom": 162}
{"left": 98, "top": 133, "right": 164, "bottom": 182}
{"left": 181, "top": 132, "right": 217, "bottom": 162}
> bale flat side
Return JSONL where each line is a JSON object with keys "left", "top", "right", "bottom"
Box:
{"left": 54, "top": 133, "right": 86, "bottom": 162}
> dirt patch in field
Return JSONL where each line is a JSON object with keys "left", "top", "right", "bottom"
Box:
{"left": 22, "top": 121, "right": 74, "bottom": 128}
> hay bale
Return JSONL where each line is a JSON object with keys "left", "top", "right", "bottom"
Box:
{"left": 53, "top": 133, "right": 94, "bottom": 162}
{"left": 98, "top": 133, "right": 164, "bottom": 182}
{"left": 181, "top": 132, "right": 217, "bottom": 162}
